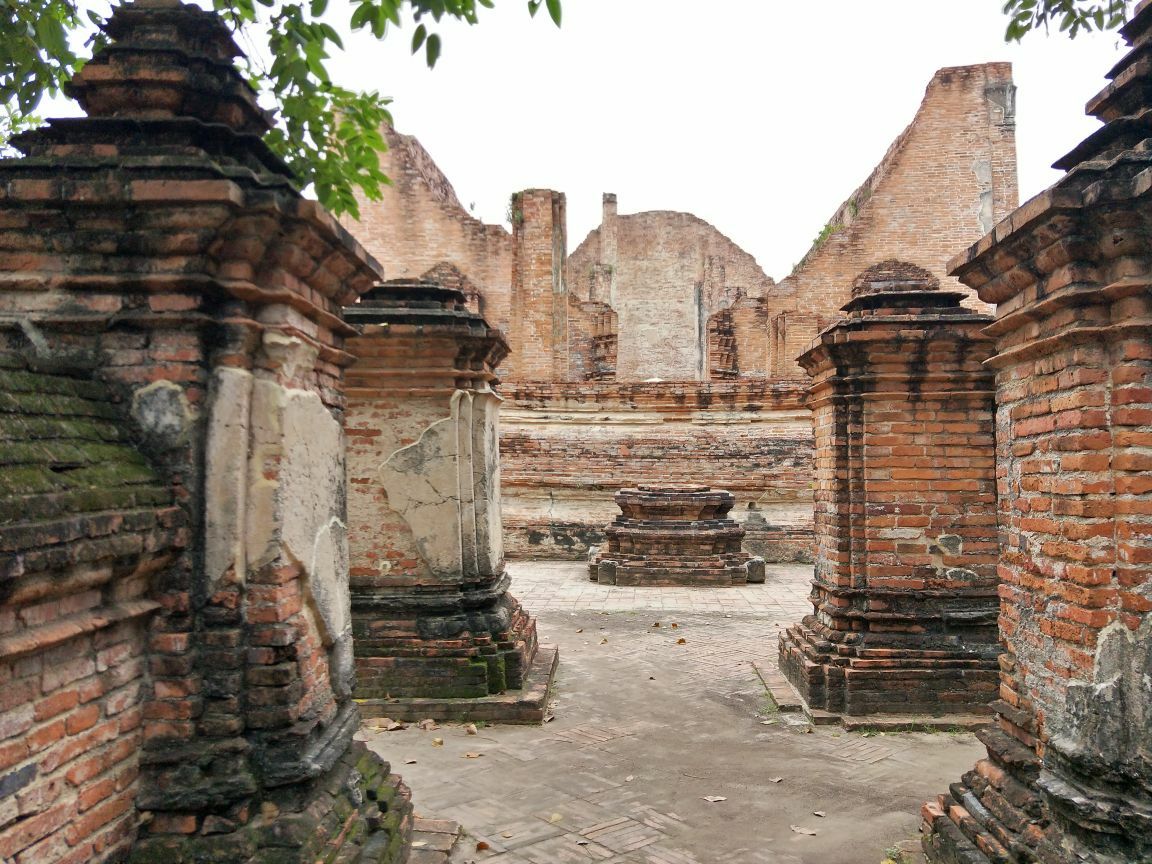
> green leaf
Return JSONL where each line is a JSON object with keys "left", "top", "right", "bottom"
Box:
{"left": 411, "top": 23, "right": 427, "bottom": 53}
{"left": 425, "top": 32, "right": 441, "bottom": 67}
{"left": 545, "top": 0, "right": 561, "bottom": 26}
{"left": 350, "top": 3, "right": 373, "bottom": 29}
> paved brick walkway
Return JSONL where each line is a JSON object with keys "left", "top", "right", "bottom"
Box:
{"left": 360, "top": 562, "right": 981, "bottom": 864}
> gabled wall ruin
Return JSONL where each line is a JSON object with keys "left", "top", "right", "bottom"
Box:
{"left": 350, "top": 62, "right": 1019, "bottom": 561}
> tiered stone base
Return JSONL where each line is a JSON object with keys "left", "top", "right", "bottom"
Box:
{"left": 779, "top": 618, "right": 999, "bottom": 721}
{"left": 352, "top": 589, "right": 556, "bottom": 722}
{"left": 360, "top": 645, "right": 559, "bottom": 724}
{"left": 921, "top": 723, "right": 1047, "bottom": 864}
{"left": 129, "top": 744, "right": 412, "bottom": 864}
{"left": 590, "top": 484, "right": 762, "bottom": 587}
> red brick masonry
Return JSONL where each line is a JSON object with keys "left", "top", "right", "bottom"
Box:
{"left": 779, "top": 262, "right": 1001, "bottom": 719}
{"left": 590, "top": 484, "right": 764, "bottom": 586}
{"left": 921, "top": 5, "right": 1152, "bottom": 861}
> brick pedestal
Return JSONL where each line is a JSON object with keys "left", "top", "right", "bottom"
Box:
{"left": 589, "top": 484, "right": 762, "bottom": 586}
{"left": 345, "top": 280, "right": 556, "bottom": 722}
{"left": 0, "top": 4, "right": 413, "bottom": 861}
{"left": 922, "top": 7, "right": 1152, "bottom": 862}
{"left": 779, "top": 262, "right": 1000, "bottom": 722}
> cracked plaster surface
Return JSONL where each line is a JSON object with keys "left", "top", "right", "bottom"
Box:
{"left": 379, "top": 404, "right": 465, "bottom": 581}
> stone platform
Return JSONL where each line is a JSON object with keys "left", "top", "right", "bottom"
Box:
{"left": 358, "top": 644, "right": 559, "bottom": 724}
{"left": 589, "top": 484, "right": 764, "bottom": 586}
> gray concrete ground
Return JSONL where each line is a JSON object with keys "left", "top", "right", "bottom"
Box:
{"left": 359, "top": 562, "right": 982, "bottom": 864}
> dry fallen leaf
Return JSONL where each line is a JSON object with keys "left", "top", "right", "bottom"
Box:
{"left": 600, "top": 638, "right": 609, "bottom": 644}
{"left": 813, "top": 810, "right": 826, "bottom": 817}
{"left": 576, "top": 840, "right": 589, "bottom": 846}
{"left": 417, "top": 718, "right": 438, "bottom": 731}
{"left": 803, "top": 727, "right": 814, "bottom": 734}
{"left": 702, "top": 795, "right": 727, "bottom": 803}
{"left": 412, "top": 840, "right": 428, "bottom": 848}
{"left": 501, "top": 832, "right": 514, "bottom": 838}
{"left": 404, "top": 759, "right": 417, "bottom": 765}
{"left": 548, "top": 813, "right": 563, "bottom": 823}
{"left": 790, "top": 825, "right": 817, "bottom": 836}
{"left": 649, "top": 676, "right": 656, "bottom": 681}
{"left": 464, "top": 752, "right": 483, "bottom": 759}
{"left": 368, "top": 717, "right": 406, "bottom": 731}
{"left": 576, "top": 629, "right": 583, "bottom": 633}
{"left": 543, "top": 713, "right": 555, "bottom": 723}
{"left": 475, "top": 841, "right": 490, "bottom": 851}
{"left": 768, "top": 777, "right": 783, "bottom": 783}
{"left": 465, "top": 723, "right": 478, "bottom": 735}
{"left": 625, "top": 775, "right": 634, "bottom": 782}
{"left": 652, "top": 622, "right": 661, "bottom": 628}
{"left": 431, "top": 737, "right": 444, "bottom": 747}
{"left": 676, "top": 638, "right": 686, "bottom": 645}
{"left": 670, "top": 623, "right": 678, "bottom": 629}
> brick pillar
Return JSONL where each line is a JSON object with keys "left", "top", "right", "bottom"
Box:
{"left": 922, "top": 6, "right": 1152, "bottom": 862}
{"left": 0, "top": 3, "right": 413, "bottom": 861}
{"left": 778, "top": 261, "right": 1000, "bottom": 722}
{"left": 594, "top": 192, "right": 618, "bottom": 305}
{"left": 508, "top": 189, "right": 568, "bottom": 381}
{"left": 344, "top": 280, "right": 557, "bottom": 721}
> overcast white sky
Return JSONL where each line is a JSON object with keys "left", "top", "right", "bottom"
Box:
{"left": 43, "top": 1, "right": 1129, "bottom": 281}
{"left": 321, "top": 0, "right": 1129, "bottom": 280}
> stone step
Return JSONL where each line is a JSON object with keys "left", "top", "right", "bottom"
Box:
{"left": 409, "top": 816, "right": 461, "bottom": 863}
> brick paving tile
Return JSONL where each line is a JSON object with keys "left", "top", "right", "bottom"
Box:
{"left": 366, "top": 562, "right": 982, "bottom": 864}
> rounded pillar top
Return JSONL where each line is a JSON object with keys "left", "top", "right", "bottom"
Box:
{"left": 354, "top": 278, "right": 469, "bottom": 312}
{"left": 850, "top": 259, "right": 940, "bottom": 298}
{"left": 614, "top": 485, "right": 737, "bottom": 522}
{"left": 840, "top": 259, "right": 968, "bottom": 314}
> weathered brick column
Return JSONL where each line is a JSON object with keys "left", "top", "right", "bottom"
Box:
{"left": 0, "top": 3, "right": 413, "bottom": 861}
{"left": 345, "top": 280, "right": 557, "bottom": 721}
{"left": 922, "top": 6, "right": 1152, "bottom": 862}
{"left": 778, "top": 262, "right": 1000, "bottom": 722}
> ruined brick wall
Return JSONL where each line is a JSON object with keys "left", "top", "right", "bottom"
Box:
{"left": 346, "top": 127, "right": 515, "bottom": 332}
{"left": 340, "top": 65, "right": 1018, "bottom": 563}
{"left": 500, "top": 382, "right": 814, "bottom": 561}
{"left": 507, "top": 190, "right": 568, "bottom": 381}
{"left": 0, "top": 360, "right": 182, "bottom": 864}
{"left": 0, "top": 5, "right": 412, "bottom": 861}
{"left": 567, "top": 297, "right": 617, "bottom": 381}
{"left": 774, "top": 63, "right": 1018, "bottom": 377}
{"left": 566, "top": 208, "right": 778, "bottom": 381}
{"left": 923, "top": 12, "right": 1152, "bottom": 860}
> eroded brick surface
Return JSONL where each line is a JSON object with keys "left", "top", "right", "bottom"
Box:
{"left": 0, "top": 3, "right": 412, "bottom": 861}
{"left": 779, "top": 262, "right": 1001, "bottom": 720}
{"left": 346, "top": 64, "right": 1018, "bottom": 562}
{"left": 589, "top": 485, "right": 756, "bottom": 587}
{"left": 922, "top": 8, "right": 1152, "bottom": 862}
{"left": 344, "top": 280, "right": 546, "bottom": 712}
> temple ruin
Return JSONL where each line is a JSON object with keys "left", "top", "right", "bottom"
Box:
{"left": 0, "top": 0, "right": 1150, "bottom": 861}
{"left": 352, "top": 62, "right": 1018, "bottom": 566}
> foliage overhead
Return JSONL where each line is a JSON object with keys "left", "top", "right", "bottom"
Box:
{"left": 1002, "top": 0, "right": 1130, "bottom": 40}
{"left": 0, "top": 0, "right": 561, "bottom": 218}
